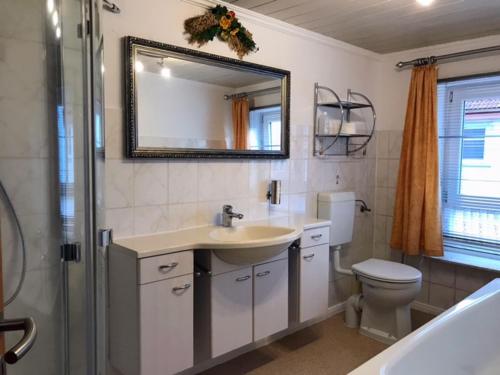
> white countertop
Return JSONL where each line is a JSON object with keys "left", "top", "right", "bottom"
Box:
{"left": 113, "top": 215, "right": 331, "bottom": 259}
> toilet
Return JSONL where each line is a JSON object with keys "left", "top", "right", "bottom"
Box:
{"left": 317, "top": 191, "right": 422, "bottom": 344}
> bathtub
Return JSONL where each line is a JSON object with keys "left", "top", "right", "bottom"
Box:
{"left": 350, "top": 278, "right": 500, "bottom": 375}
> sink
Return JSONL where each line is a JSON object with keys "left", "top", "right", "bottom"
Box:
{"left": 208, "top": 225, "right": 300, "bottom": 265}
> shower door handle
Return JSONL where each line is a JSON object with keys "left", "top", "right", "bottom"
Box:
{"left": 0, "top": 317, "right": 37, "bottom": 364}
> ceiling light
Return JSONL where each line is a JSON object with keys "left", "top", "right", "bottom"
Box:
{"left": 161, "top": 67, "right": 171, "bottom": 78}
{"left": 135, "top": 61, "right": 144, "bottom": 73}
{"left": 52, "top": 10, "right": 58, "bottom": 26}
{"left": 47, "top": 0, "right": 54, "bottom": 13}
{"left": 417, "top": 0, "right": 434, "bottom": 6}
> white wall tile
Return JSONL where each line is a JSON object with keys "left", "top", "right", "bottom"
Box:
{"left": 168, "top": 203, "right": 199, "bottom": 230}
{"left": 133, "top": 162, "right": 168, "bottom": 206}
{"left": 430, "top": 261, "right": 456, "bottom": 287}
{"left": 104, "top": 108, "right": 124, "bottom": 160}
{"left": 248, "top": 160, "right": 270, "bottom": 199}
{"left": 429, "top": 283, "right": 455, "bottom": 309}
{"left": 168, "top": 162, "right": 198, "bottom": 204}
{"left": 455, "top": 265, "right": 493, "bottom": 292}
{"left": 106, "top": 207, "right": 134, "bottom": 238}
{"left": 134, "top": 205, "right": 169, "bottom": 235}
{"left": 289, "top": 159, "right": 308, "bottom": 194}
{"left": 105, "top": 159, "right": 134, "bottom": 209}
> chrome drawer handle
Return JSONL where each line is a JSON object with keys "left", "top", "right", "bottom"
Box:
{"left": 256, "top": 271, "right": 271, "bottom": 278}
{"left": 172, "top": 283, "right": 191, "bottom": 292}
{"left": 311, "top": 234, "right": 322, "bottom": 240}
{"left": 159, "top": 262, "right": 178, "bottom": 272}
{"left": 236, "top": 275, "right": 251, "bottom": 282}
{"left": 303, "top": 253, "right": 315, "bottom": 261}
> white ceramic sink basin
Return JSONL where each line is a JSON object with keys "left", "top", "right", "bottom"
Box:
{"left": 209, "top": 225, "right": 300, "bottom": 265}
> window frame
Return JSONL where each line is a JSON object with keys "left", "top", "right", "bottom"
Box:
{"left": 438, "top": 74, "right": 500, "bottom": 252}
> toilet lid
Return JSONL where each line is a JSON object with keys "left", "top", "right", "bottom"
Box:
{"left": 352, "top": 258, "right": 422, "bottom": 283}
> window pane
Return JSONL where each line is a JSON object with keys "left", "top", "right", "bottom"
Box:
{"left": 460, "top": 98, "right": 500, "bottom": 198}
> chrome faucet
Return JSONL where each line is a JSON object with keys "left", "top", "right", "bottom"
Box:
{"left": 221, "top": 205, "right": 244, "bottom": 227}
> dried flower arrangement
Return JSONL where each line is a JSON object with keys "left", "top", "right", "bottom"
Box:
{"left": 184, "top": 5, "right": 258, "bottom": 59}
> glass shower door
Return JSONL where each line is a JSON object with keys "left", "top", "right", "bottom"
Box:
{"left": 0, "top": 0, "right": 100, "bottom": 374}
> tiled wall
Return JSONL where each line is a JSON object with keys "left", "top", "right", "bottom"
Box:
{"left": 372, "top": 129, "right": 500, "bottom": 310}
{"left": 418, "top": 258, "right": 499, "bottom": 310}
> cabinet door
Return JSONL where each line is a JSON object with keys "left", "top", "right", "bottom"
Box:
{"left": 211, "top": 267, "right": 253, "bottom": 357}
{"left": 254, "top": 259, "right": 289, "bottom": 341}
{"left": 140, "top": 274, "right": 193, "bottom": 375}
{"left": 300, "top": 244, "right": 329, "bottom": 323}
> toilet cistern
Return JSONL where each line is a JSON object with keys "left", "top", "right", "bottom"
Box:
{"left": 221, "top": 205, "right": 244, "bottom": 227}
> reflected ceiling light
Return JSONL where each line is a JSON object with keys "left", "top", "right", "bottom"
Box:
{"left": 55, "top": 26, "right": 61, "bottom": 39}
{"left": 158, "top": 58, "right": 171, "bottom": 78}
{"left": 135, "top": 61, "right": 144, "bottom": 72}
{"left": 47, "top": 0, "right": 54, "bottom": 13}
{"left": 417, "top": 0, "right": 434, "bottom": 6}
{"left": 52, "top": 10, "right": 58, "bottom": 26}
{"left": 101, "top": 64, "right": 105, "bottom": 74}
{"left": 161, "top": 67, "right": 171, "bottom": 78}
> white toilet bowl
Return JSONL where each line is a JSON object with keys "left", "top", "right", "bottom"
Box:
{"left": 352, "top": 258, "right": 422, "bottom": 344}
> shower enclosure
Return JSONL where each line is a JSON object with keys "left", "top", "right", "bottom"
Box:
{"left": 0, "top": 0, "right": 105, "bottom": 374}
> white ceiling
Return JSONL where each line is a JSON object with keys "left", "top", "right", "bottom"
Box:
{"left": 228, "top": 0, "right": 500, "bottom": 53}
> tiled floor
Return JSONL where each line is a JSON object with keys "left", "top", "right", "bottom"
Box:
{"left": 199, "top": 310, "right": 434, "bottom": 375}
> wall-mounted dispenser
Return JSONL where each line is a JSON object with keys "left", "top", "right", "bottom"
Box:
{"left": 266, "top": 180, "right": 281, "bottom": 205}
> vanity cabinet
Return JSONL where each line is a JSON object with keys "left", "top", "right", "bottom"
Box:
{"left": 109, "top": 246, "right": 194, "bottom": 375}
{"left": 290, "top": 225, "right": 330, "bottom": 324}
{"left": 299, "top": 243, "right": 329, "bottom": 322}
{"left": 196, "top": 251, "right": 289, "bottom": 360}
{"left": 211, "top": 267, "right": 253, "bottom": 357}
{"left": 254, "top": 258, "right": 289, "bottom": 341}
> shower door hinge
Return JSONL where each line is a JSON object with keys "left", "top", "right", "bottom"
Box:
{"left": 98, "top": 229, "right": 113, "bottom": 247}
{"left": 61, "top": 243, "right": 81, "bottom": 263}
{"left": 77, "top": 21, "right": 91, "bottom": 39}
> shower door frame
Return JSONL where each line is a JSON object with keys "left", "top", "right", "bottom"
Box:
{"left": 60, "top": 0, "right": 106, "bottom": 374}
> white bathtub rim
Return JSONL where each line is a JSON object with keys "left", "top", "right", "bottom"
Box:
{"left": 349, "top": 278, "right": 500, "bottom": 374}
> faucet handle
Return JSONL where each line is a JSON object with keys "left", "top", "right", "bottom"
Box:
{"left": 223, "top": 205, "right": 233, "bottom": 213}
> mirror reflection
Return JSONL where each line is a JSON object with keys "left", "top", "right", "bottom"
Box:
{"left": 131, "top": 44, "right": 288, "bottom": 157}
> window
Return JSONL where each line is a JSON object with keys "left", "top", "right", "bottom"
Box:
{"left": 438, "top": 75, "right": 500, "bottom": 254}
{"left": 249, "top": 106, "right": 281, "bottom": 151}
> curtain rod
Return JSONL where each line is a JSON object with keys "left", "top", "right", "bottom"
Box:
{"left": 224, "top": 86, "right": 280, "bottom": 100}
{"left": 395, "top": 44, "right": 500, "bottom": 69}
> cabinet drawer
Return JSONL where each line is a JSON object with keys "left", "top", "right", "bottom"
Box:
{"left": 301, "top": 226, "right": 329, "bottom": 248}
{"left": 139, "top": 251, "right": 193, "bottom": 284}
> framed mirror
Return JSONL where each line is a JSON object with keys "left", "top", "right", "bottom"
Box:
{"left": 124, "top": 36, "right": 290, "bottom": 159}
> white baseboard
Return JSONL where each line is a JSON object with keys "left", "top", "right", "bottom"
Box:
{"left": 328, "top": 301, "right": 346, "bottom": 316}
{"left": 411, "top": 301, "right": 445, "bottom": 316}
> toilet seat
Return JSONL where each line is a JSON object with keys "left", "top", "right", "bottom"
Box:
{"left": 352, "top": 258, "right": 422, "bottom": 284}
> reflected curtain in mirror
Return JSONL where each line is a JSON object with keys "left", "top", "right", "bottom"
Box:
{"left": 232, "top": 97, "right": 249, "bottom": 150}
{"left": 390, "top": 65, "right": 444, "bottom": 256}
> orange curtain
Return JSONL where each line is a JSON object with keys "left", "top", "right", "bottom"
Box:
{"left": 390, "top": 65, "right": 443, "bottom": 256}
{"left": 232, "top": 97, "right": 249, "bottom": 150}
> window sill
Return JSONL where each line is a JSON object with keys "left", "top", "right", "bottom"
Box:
{"left": 429, "top": 247, "right": 500, "bottom": 273}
